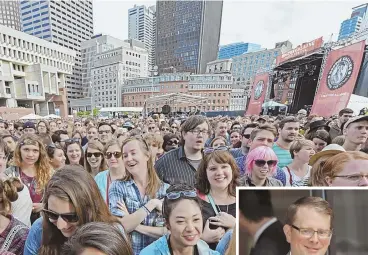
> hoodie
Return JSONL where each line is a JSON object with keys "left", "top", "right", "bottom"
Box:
{"left": 139, "top": 235, "right": 220, "bottom": 255}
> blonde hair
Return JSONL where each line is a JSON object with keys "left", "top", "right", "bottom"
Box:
{"left": 14, "top": 134, "right": 52, "bottom": 192}
{"left": 310, "top": 151, "right": 368, "bottom": 186}
{"left": 121, "top": 137, "right": 161, "bottom": 198}
{"left": 289, "top": 139, "right": 315, "bottom": 159}
{"left": 144, "top": 133, "right": 163, "bottom": 148}
{"left": 225, "top": 230, "right": 236, "bottom": 255}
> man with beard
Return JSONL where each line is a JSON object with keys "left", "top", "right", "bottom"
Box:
{"left": 98, "top": 122, "right": 114, "bottom": 146}
{"left": 273, "top": 117, "right": 300, "bottom": 168}
{"left": 205, "top": 119, "right": 228, "bottom": 147}
{"left": 230, "top": 123, "right": 258, "bottom": 158}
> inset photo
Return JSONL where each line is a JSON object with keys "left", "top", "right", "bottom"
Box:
{"left": 237, "top": 188, "right": 368, "bottom": 255}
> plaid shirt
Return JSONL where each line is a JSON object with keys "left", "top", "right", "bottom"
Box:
{"left": 109, "top": 179, "right": 170, "bottom": 255}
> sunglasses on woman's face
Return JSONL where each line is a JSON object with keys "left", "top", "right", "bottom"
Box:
{"left": 167, "top": 140, "right": 178, "bottom": 146}
{"left": 106, "top": 151, "right": 122, "bottom": 159}
{"left": 43, "top": 209, "right": 79, "bottom": 223}
{"left": 254, "top": 160, "right": 277, "bottom": 168}
{"left": 87, "top": 152, "right": 102, "bottom": 158}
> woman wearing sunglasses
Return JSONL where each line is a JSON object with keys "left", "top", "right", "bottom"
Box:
{"left": 241, "top": 146, "right": 282, "bottom": 186}
{"left": 140, "top": 184, "right": 219, "bottom": 255}
{"left": 62, "top": 222, "right": 133, "bottom": 255}
{"left": 5, "top": 134, "right": 52, "bottom": 224}
{"left": 109, "top": 136, "right": 170, "bottom": 255}
{"left": 196, "top": 150, "right": 237, "bottom": 250}
{"left": 0, "top": 178, "right": 29, "bottom": 254}
{"left": 162, "top": 134, "right": 180, "bottom": 153}
{"left": 65, "top": 139, "right": 84, "bottom": 167}
{"left": 24, "top": 165, "right": 121, "bottom": 255}
{"left": 84, "top": 140, "right": 107, "bottom": 177}
{"left": 94, "top": 140, "right": 125, "bottom": 204}
{"left": 46, "top": 144, "right": 66, "bottom": 171}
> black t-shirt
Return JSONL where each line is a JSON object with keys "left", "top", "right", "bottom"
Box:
{"left": 201, "top": 200, "right": 236, "bottom": 250}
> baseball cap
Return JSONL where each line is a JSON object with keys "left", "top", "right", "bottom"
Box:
{"left": 309, "top": 144, "right": 346, "bottom": 165}
{"left": 23, "top": 121, "right": 36, "bottom": 129}
{"left": 344, "top": 115, "right": 368, "bottom": 129}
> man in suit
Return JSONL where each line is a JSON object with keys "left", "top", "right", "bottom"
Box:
{"left": 238, "top": 190, "right": 290, "bottom": 255}
{"left": 283, "top": 197, "right": 333, "bottom": 255}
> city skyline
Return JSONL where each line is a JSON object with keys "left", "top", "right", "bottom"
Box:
{"left": 94, "top": 0, "right": 368, "bottom": 50}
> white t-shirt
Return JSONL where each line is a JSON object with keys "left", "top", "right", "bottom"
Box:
{"left": 11, "top": 184, "right": 33, "bottom": 227}
{"left": 282, "top": 165, "right": 312, "bottom": 187}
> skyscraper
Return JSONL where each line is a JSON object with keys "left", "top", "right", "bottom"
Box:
{"left": 338, "top": 4, "right": 368, "bottom": 40}
{"left": 218, "top": 42, "right": 261, "bottom": 59}
{"left": 155, "top": 0, "right": 223, "bottom": 74}
{"left": 19, "top": 0, "right": 93, "bottom": 110}
{"left": 0, "top": 0, "right": 21, "bottom": 30}
{"left": 128, "top": 4, "right": 156, "bottom": 71}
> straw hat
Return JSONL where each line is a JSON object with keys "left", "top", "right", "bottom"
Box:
{"left": 309, "top": 144, "right": 346, "bottom": 165}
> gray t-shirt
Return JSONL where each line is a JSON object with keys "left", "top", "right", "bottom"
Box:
{"left": 187, "top": 158, "right": 202, "bottom": 171}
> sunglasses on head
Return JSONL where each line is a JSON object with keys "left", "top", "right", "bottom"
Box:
{"left": 43, "top": 209, "right": 79, "bottom": 223}
{"left": 254, "top": 159, "right": 277, "bottom": 167}
{"left": 87, "top": 152, "right": 102, "bottom": 158}
{"left": 166, "top": 190, "right": 197, "bottom": 200}
{"left": 106, "top": 151, "right": 122, "bottom": 159}
{"left": 167, "top": 140, "right": 178, "bottom": 146}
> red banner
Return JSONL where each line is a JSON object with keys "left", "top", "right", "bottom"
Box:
{"left": 246, "top": 73, "right": 269, "bottom": 115}
{"left": 310, "top": 41, "right": 365, "bottom": 117}
{"left": 277, "top": 37, "right": 323, "bottom": 65}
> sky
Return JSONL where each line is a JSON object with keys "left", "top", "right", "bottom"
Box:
{"left": 93, "top": 0, "right": 368, "bottom": 49}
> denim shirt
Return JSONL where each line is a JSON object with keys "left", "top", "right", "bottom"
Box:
{"left": 23, "top": 217, "right": 42, "bottom": 255}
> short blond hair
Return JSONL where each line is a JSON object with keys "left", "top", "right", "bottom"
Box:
{"left": 290, "top": 139, "right": 315, "bottom": 159}
{"left": 144, "top": 133, "right": 163, "bottom": 148}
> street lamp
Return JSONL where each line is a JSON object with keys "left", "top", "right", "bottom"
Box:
{"left": 150, "top": 65, "right": 158, "bottom": 99}
{"left": 89, "top": 81, "right": 93, "bottom": 116}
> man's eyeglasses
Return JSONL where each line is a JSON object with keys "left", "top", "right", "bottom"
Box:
{"left": 203, "top": 145, "right": 229, "bottom": 154}
{"left": 106, "top": 151, "right": 122, "bottom": 159}
{"left": 189, "top": 129, "right": 209, "bottom": 136}
{"left": 334, "top": 174, "right": 368, "bottom": 182}
{"left": 63, "top": 138, "right": 80, "bottom": 144}
{"left": 43, "top": 209, "right": 79, "bottom": 223}
{"left": 242, "top": 134, "right": 251, "bottom": 139}
{"left": 166, "top": 190, "right": 197, "bottom": 200}
{"left": 87, "top": 152, "right": 102, "bottom": 158}
{"left": 291, "top": 225, "right": 332, "bottom": 239}
{"left": 161, "top": 128, "right": 169, "bottom": 131}
{"left": 99, "top": 130, "right": 111, "bottom": 135}
{"left": 171, "top": 126, "right": 177, "bottom": 129}
{"left": 254, "top": 159, "right": 277, "bottom": 167}
{"left": 148, "top": 126, "right": 156, "bottom": 130}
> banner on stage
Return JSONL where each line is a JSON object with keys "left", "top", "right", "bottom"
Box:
{"left": 246, "top": 73, "right": 269, "bottom": 115}
{"left": 311, "top": 41, "right": 366, "bottom": 117}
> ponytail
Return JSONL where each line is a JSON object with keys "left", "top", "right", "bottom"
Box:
{"left": 0, "top": 178, "right": 23, "bottom": 215}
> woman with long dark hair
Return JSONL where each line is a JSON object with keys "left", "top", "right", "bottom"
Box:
{"left": 24, "top": 165, "right": 121, "bottom": 255}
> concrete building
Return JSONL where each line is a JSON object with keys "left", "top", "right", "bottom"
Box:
{"left": 0, "top": 0, "right": 21, "bottom": 30}
{"left": 155, "top": 0, "right": 223, "bottom": 74}
{"left": 19, "top": 0, "right": 93, "bottom": 107}
{"left": 81, "top": 40, "right": 148, "bottom": 110}
{"left": 0, "top": 24, "right": 76, "bottom": 117}
{"left": 206, "top": 59, "right": 232, "bottom": 74}
{"left": 338, "top": 4, "right": 368, "bottom": 40}
{"left": 218, "top": 42, "right": 261, "bottom": 59}
{"left": 128, "top": 4, "right": 156, "bottom": 70}
{"left": 122, "top": 73, "right": 233, "bottom": 113}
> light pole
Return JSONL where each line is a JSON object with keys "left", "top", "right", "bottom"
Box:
{"left": 150, "top": 65, "right": 158, "bottom": 101}
{"left": 89, "top": 81, "right": 93, "bottom": 116}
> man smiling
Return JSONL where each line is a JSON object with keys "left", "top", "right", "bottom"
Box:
{"left": 283, "top": 197, "right": 333, "bottom": 255}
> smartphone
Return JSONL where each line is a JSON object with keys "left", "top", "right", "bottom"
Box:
{"left": 209, "top": 219, "right": 218, "bottom": 230}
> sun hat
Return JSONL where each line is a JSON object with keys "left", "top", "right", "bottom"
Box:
{"left": 309, "top": 144, "right": 346, "bottom": 165}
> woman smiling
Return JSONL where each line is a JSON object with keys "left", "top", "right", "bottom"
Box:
{"left": 65, "top": 139, "right": 84, "bottom": 167}
{"left": 85, "top": 140, "right": 107, "bottom": 177}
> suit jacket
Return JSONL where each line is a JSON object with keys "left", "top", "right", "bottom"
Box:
{"left": 250, "top": 220, "right": 290, "bottom": 255}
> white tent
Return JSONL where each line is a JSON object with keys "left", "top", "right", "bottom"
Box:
{"left": 43, "top": 114, "right": 61, "bottom": 119}
{"left": 347, "top": 94, "right": 368, "bottom": 115}
{"left": 20, "top": 113, "right": 43, "bottom": 120}
{"left": 262, "top": 101, "right": 287, "bottom": 108}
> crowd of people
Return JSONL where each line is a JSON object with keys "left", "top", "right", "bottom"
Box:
{"left": 0, "top": 106, "right": 367, "bottom": 254}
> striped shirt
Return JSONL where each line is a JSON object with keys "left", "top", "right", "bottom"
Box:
{"left": 155, "top": 146, "right": 200, "bottom": 186}
{"left": 272, "top": 144, "right": 292, "bottom": 169}
{"left": 109, "top": 179, "right": 170, "bottom": 255}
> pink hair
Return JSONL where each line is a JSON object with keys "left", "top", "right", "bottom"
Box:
{"left": 245, "top": 146, "right": 278, "bottom": 176}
